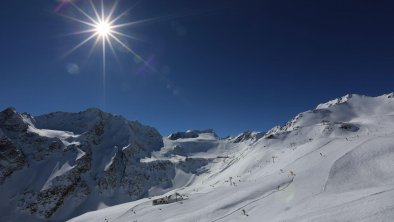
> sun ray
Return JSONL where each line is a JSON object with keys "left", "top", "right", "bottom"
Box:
{"left": 107, "top": 0, "right": 120, "bottom": 22}
{"left": 64, "top": 33, "right": 98, "bottom": 57}
{"left": 110, "top": 17, "right": 159, "bottom": 29}
{"left": 70, "top": 1, "right": 98, "bottom": 25}
{"left": 111, "top": 30, "right": 141, "bottom": 41}
{"left": 87, "top": 36, "right": 101, "bottom": 58}
{"left": 108, "top": 8, "right": 131, "bottom": 25}
{"left": 106, "top": 35, "right": 119, "bottom": 62}
{"left": 60, "top": 14, "right": 96, "bottom": 27}
{"left": 109, "top": 0, "right": 142, "bottom": 25}
{"left": 62, "top": 0, "right": 155, "bottom": 108}
{"left": 108, "top": 32, "right": 153, "bottom": 70}
{"left": 102, "top": 34, "right": 106, "bottom": 107}
{"left": 89, "top": 0, "right": 101, "bottom": 22}
{"left": 108, "top": 33, "right": 136, "bottom": 56}
{"left": 101, "top": 0, "right": 105, "bottom": 23}
{"left": 64, "top": 29, "right": 97, "bottom": 36}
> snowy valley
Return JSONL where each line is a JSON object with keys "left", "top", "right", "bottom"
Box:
{"left": 2, "top": 94, "right": 394, "bottom": 222}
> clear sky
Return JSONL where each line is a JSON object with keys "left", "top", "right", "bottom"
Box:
{"left": 1, "top": 0, "right": 394, "bottom": 136}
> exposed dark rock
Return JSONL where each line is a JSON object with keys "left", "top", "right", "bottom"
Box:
{"left": 168, "top": 129, "right": 217, "bottom": 140}
{"left": 0, "top": 136, "right": 26, "bottom": 184}
{"left": 232, "top": 131, "right": 265, "bottom": 143}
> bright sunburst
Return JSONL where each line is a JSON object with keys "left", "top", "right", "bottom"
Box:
{"left": 95, "top": 21, "right": 112, "bottom": 37}
{"left": 62, "top": 0, "right": 147, "bottom": 107}
{"left": 64, "top": 0, "right": 142, "bottom": 59}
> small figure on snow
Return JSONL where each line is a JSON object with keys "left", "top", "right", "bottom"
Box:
{"left": 272, "top": 156, "right": 277, "bottom": 163}
{"left": 242, "top": 209, "right": 249, "bottom": 216}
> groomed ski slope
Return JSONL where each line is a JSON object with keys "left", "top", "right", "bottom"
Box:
{"left": 69, "top": 94, "right": 394, "bottom": 222}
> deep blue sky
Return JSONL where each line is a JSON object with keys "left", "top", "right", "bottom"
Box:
{"left": 1, "top": 0, "right": 394, "bottom": 136}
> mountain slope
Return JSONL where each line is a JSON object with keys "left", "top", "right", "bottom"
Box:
{"left": 0, "top": 108, "right": 211, "bottom": 221}
{"left": 69, "top": 93, "right": 394, "bottom": 222}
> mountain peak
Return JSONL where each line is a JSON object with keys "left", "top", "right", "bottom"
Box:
{"left": 167, "top": 129, "right": 217, "bottom": 140}
{"left": 384, "top": 92, "right": 394, "bottom": 98}
{"left": 316, "top": 94, "right": 354, "bottom": 109}
{"left": 83, "top": 107, "right": 106, "bottom": 115}
{"left": 316, "top": 93, "right": 394, "bottom": 110}
{"left": 1, "top": 107, "right": 17, "bottom": 115}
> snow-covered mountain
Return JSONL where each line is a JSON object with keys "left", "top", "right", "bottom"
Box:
{"left": 0, "top": 108, "right": 213, "bottom": 221}
{"left": 69, "top": 93, "right": 394, "bottom": 222}
{"left": 2, "top": 93, "right": 394, "bottom": 222}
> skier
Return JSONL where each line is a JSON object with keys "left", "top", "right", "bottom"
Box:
{"left": 242, "top": 209, "right": 249, "bottom": 216}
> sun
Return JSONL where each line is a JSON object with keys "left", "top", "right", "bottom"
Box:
{"left": 62, "top": 0, "right": 140, "bottom": 57}
{"left": 60, "top": 0, "right": 151, "bottom": 108}
{"left": 95, "top": 21, "right": 112, "bottom": 38}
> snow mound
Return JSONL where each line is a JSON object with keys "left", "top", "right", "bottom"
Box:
{"left": 325, "top": 137, "right": 394, "bottom": 193}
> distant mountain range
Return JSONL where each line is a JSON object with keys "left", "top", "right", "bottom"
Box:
{"left": 2, "top": 93, "right": 394, "bottom": 222}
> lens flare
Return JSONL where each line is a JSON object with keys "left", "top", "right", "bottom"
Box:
{"left": 61, "top": 0, "right": 149, "bottom": 108}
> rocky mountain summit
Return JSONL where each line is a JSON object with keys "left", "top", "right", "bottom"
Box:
{"left": 167, "top": 129, "right": 217, "bottom": 140}
{"left": 0, "top": 108, "right": 210, "bottom": 221}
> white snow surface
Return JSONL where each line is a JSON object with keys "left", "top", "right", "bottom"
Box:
{"left": 69, "top": 93, "right": 394, "bottom": 222}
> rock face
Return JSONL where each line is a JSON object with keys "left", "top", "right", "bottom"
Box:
{"left": 231, "top": 131, "right": 265, "bottom": 143}
{"left": 0, "top": 108, "right": 194, "bottom": 221}
{"left": 168, "top": 129, "right": 217, "bottom": 140}
{"left": 0, "top": 135, "right": 26, "bottom": 184}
